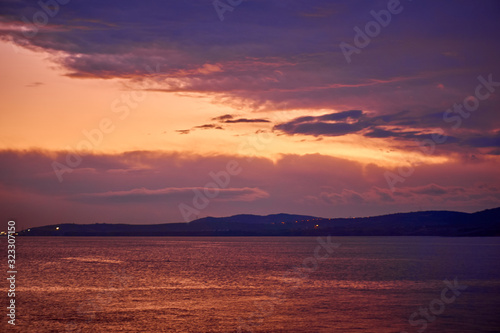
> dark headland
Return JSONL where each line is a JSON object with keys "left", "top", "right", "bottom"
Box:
{"left": 18, "top": 207, "right": 500, "bottom": 237}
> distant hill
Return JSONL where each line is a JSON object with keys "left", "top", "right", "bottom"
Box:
{"left": 18, "top": 207, "right": 500, "bottom": 237}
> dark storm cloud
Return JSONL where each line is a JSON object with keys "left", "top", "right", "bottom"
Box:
{"left": 317, "top": 110, "right": 363, "bottom": 121}
{"left": 0, "top": 1, "right": 499, "bottom": 153}
{"left": 363, "top": 128, "right": 461, "bottom": 144}
{"left": 275, "top": 109, "right": 500, "bottom": 154}
{"left": 274, "top": 110, "right": 365, "bottom": 136}
{"left": 462, "top": 133, "right": 500, "bottom": 148}
{"left": 276, "top": 121, "right": 361, "bottom": 137}
{"left": 0, "top": 1, "right": 499, "bottom": 229}
{"left": 273, "top": 109, "right": 463, "bottom": 143}
{"left": 1, "top": 0, "right": 499, "bottom": 121}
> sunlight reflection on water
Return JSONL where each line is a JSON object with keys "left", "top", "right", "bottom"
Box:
{"left": 5, "top": 236, "right": 500, "bottom": 332}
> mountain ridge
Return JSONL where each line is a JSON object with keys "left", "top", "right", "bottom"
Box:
{"left": 17, "top": 207, "right": 500, "bottom": 237}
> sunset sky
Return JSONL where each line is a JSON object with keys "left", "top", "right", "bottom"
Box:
{"left": 1, "top": 0, "right": 500, "bottom": 228}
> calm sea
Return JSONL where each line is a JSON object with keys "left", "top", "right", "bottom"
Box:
{"left": 3, "top": 237, "right": 500, "bottom": 332}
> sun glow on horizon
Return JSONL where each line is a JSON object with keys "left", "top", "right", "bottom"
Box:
{"left": 0, "top": 39, "right": 450, "bottom": 170}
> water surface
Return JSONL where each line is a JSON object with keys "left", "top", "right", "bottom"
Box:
{"left": 3, "top": 236, "right": 500, "bottom": 332}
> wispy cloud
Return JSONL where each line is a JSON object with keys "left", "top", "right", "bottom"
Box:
{"left": 72, "top": 186, "right": 269, "bottom": 204}
{"left": 25, "top": 81, "right": 43, "bottom": 87}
